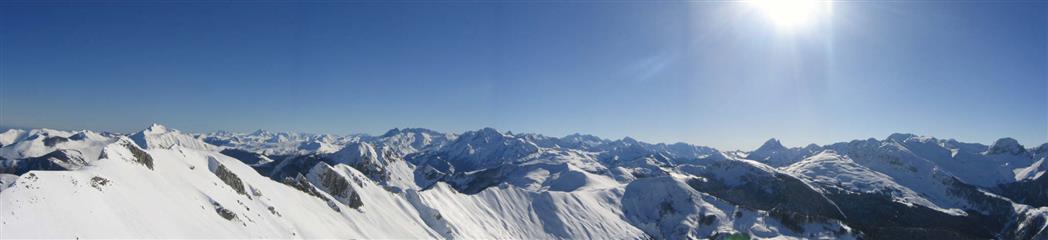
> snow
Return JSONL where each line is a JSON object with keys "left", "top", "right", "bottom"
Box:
{"left": 130, "top": 124, "right": 214, "bottom": 151}
{"left": 1, "top": 125, "right": 1045, "bottom": 239}
{"left": 0, "top": 174, "right": 17, "bottom": 192}
{"left": 1, "top": 142, "right": 437, "bottom": 238}
{"left": 410, "top": 182, "right": 647, "bottom": 239}
{"left": 785, "top": 151, "right": 963, "bottom": 215}
{"left": 197, "top": 129, "right": 356, "bottom": 156}
{"left": 888, "top": 134, "right": 1039, "bottom": 187}
{"left": 1008, "top": 205, "right": 1048, "bottom": 239}
{"left": 369, "top": 128, "right": 455, "bottom": 155}
{"left": 744, "top": 138, "right": 821, "bottom": 167}
{"left": 988, "top": 137, "right": 1027, "bottom": 155}
{"left": 1015, "top": 159, "right": 1046, "bottom": 180}
{"left": 621, "top": 176, "right": 854, "bottom": 239}
{"left": 0, "top": 129, "right": 27, "bottom": 147}
{"left": 0, "top": 129, "right": 116, "bottom": 171}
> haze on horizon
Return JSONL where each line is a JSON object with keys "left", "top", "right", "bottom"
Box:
{"left": 1, "top": 1, "right": 1045, "bottom": 150}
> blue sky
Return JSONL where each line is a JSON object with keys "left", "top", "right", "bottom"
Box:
{"left": 1, "top": 1, "right": 1045, "bottom": 150}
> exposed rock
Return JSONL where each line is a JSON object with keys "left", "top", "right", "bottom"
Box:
{"left": 90, "top": 176, "right": 110, "bottom": 191}
{"left": 266, "top": 206, "right": 281, "bottom": 217}
{"left": 264, "top": 154, "right": 330, "bottom": 181}
{"left": 281, "top": 174, "right": 324, "bottom": 198}
{"left": 119, "top": 142, "right": 154, "bottom": 170}
{"left": 311, "top": 164, "right": 363, "bottom": 209}
{"left": 42, "top": 136, "right": 69, "bottom": 147}
{"left": 208, "top": 157, "right": 246, "bottom": 196}
{"left": 212, "top": 202, "right": 237, "bottom": 221}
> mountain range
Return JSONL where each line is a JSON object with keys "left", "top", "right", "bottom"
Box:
{"left": 1, "top": 124, "right": 1046, "bottom": 239}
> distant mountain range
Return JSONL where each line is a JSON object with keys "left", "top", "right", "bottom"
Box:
{"left": 1, "top": 124, "right": 1045, "bottom": 239}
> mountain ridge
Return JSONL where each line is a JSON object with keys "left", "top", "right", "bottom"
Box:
{"left": 1, "top": 124, "right": 1046, "bottom": 239}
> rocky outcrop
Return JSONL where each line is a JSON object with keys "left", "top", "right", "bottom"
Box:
{"left": 308, "top": 163, "right": 363, "bottom": 209}
{"left": 123, "top": 142, "right": 154, "bottom": 170}
{"left": 208, "top": 157, "right": 246, "bottom": 196}
{"left": 211, "top": 201, "right": 237, "bottom": 221}
{"left": 281, "top": 174, "right": 324, "bottom": 198}
{"left": 262, "top": 154, "right": 330, "bottom": 181}
{"left": 42, "top": 136, "right": 69, "bottom": 147}
{"left": 90, "top": 176, "right": 110, "bottom": 191}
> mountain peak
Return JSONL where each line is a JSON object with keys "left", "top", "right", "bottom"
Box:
{"left": 756, "top": 138, "right": 786, "bottom": 151}
{"left": 463, "top": 127, "right": 504, "bottom": 140}
{"left": 249, "top": 129, "right": 270, "bottom": 136}
{"left": 988, "top": 137, "right": 1026, "bottom": 155}
{"left": 381, "top": 128, "right": 403, "bottom": 137}
{"left": 478, "top": 127, "right": 501, "bottom": 135}
{"left": 381, "top": 128, "right": 443, "bottom": 138}
{"left": 332, "top": 141, "right": 379, "bottom": 165}
{"left": 142, "top": 123, "right": 170, "bottom": 134}
{"left": 130, "top": 123, "right": 213, "bottom": 150}
{"left": 887, "top": 133, "right": 917, "bottom": 142}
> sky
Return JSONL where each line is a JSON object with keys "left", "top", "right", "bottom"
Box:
{"left": 1, "top": 1, "right": 1045, "bottom": 150}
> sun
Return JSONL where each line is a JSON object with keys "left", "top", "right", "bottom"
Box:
{"left": 746, "top": 0, "right": 828, "bottom": 30}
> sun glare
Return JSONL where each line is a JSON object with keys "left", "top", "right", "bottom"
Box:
{"left": 746, "top": 0, "right": 827, "bottom": 30}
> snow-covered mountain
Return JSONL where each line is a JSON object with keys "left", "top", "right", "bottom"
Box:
{"left": 1, "top": 124, "right": 1045, "bottom": 239}
{"left": 198, "top": 128, "right": 356, "bottom": 156}
{"left": 745, "top": 138, "right": 821, "bottom": 167}
{"left": 132, "top": 123, "right": 215, "bottom": 151}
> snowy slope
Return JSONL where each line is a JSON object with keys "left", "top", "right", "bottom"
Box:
{"left": 131, "top": 124, "right": 215, "bottom": 151}
{"left": 0, "top": 129, "right": 28, "bottom": 148}
{"left": 743, "top": 133, "right": 1046, "bottom": 189}
{"left": 327, "top": 141, "right": 418, "bottom": 191}
{"left": 891, "top": 135, "right": 1040, "bottom": 187}
{"left": 3, "top": 125, "right": 1047, "bottom": 239}
{"left": 621, "top": 176, "right": 855, "bottom": 239}
{"left": 1, "top": 138, "right": 438, "bottom": 239}
{"left": 785, "top": 151, "right": 961, "bottom": 214}
{"left": 825, "top": 139, "right": 1003, "bottom": 214}
{"left": 410, "top": 182, "right": 647, "bottom": 239}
